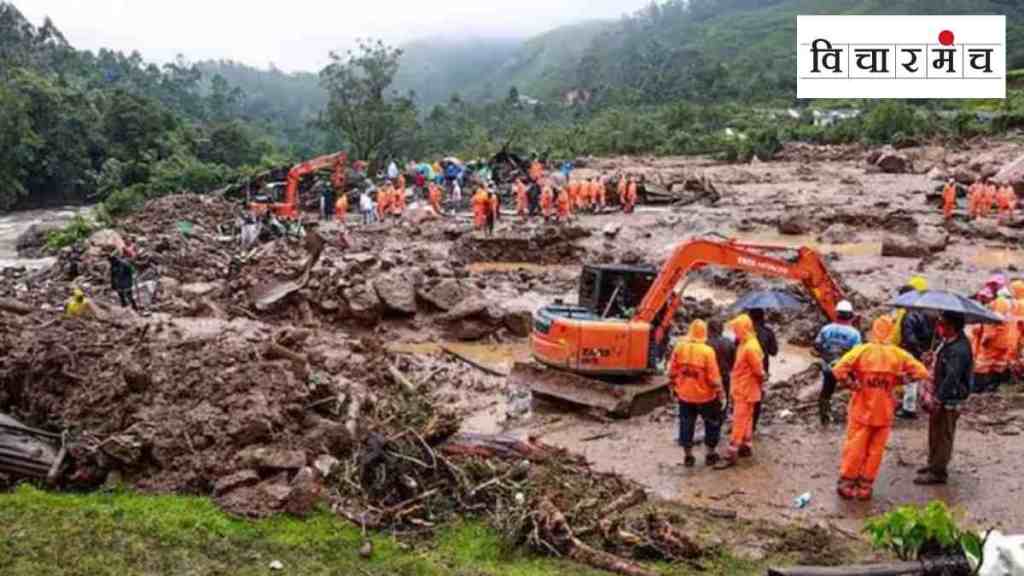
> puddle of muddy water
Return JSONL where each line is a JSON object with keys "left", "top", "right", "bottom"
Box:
{"left": 970, "top": 247, "right": 1024, "bottom": 269}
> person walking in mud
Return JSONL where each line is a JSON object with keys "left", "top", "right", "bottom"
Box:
{"left": 815, "top": 300, "right": 861, "bottom": 426}
{"left": 108, "top": 248, "right": 138, "bottom": 311}
{"left": 707, "top": 318, "right": 736, "bottom": 418}
{"left": 915, "top": 312, "right": 973, "bottom": 487}
{"left": 746, "top": 308, "right": 778, "bottom": 433}
{"left": 715, "top": 314, "right": 764, "bottom": 470}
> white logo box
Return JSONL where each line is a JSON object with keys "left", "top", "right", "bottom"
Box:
{"left": 797, "top": 15, "right": 1005, "bottom": 99}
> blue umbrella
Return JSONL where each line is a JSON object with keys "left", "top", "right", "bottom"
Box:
{"left": 730, "top": 290, "right": 804, "bottom": 313}
{"left": 890, "top": 290, "right": 1004, "bottom": 324}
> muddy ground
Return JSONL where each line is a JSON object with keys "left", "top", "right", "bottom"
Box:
{"left": 3, "top": 139, "right": 1024, "bottom": 567}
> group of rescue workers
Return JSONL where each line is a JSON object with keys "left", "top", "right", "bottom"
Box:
{"left": 941, "top": 178, "right": 1018, "bottom": 222}
{"left": 667, "top": 273, "right": 1022, "bottom": 500}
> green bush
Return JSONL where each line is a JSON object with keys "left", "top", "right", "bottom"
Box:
{"left": 102, "top": 185, "right": 147, "bottom": 217}
{"left": 45, "top": 215, "right": 99, "bottom": 250}
{"left": 863, "top": 501, "right": 984, "bottom": 564}
{"left": 862, "top": 102, "right": 924, "bottom": 145}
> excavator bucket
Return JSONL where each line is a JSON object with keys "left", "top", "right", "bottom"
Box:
{"left": 508, "top": 361, "right": 669, "bottom": 418}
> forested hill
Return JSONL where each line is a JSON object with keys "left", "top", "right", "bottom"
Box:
{"left": 395, "top": 0, "right": 1024, "bottom": 109}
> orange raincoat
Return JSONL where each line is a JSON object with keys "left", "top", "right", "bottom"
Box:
{"left": 529, "top": 161, "right": 543, "bottom": 183}
{"left": 942, "top": 182, "right": 956, "bottom": 221}
{"left": 556, "top": 188, "right": 572, "bottom": 221}
{"left": 596, "top": 179, "right": 607, "bottom": 208}
{"left": 975, "top": 297, "right": 1013, "bottom": 375}
{"left": 376, "top": 185, "right": 392, "bottom": 219}
{"left": 625, "top": 180, "right": 638, "bottom": 213}
{"left": 617, "top": 176, "right": 627, "bottom": 205}
{"left": 998, "top": 185, "right": 1016, "bottom": 219}
{"left": 726, "top": 314, "right": 765, "bottom": 457}
{"left": 1012, "top": 281, "right": 1024, "bottom": 369}
{"left": 335, "top": 194, "right": 348, "bottom": 221}
{"left": 567, "top": 180, "right": 580, "bottom": 209}
{"left": 832, "top": 316, "right": 930, "bottom": 494}
{"left": 668, "top": 320, "right": 722, "bottom": 404}
{"left": 428, "top": 184, "right": 443, "bottom": 213}
{"left": 515, "top": 181, "right": 528, "bottom": 217}
{"left": 472, "top": 188, "right": 490, "bottom": 229}
{"left": 540, "top": 185, "right": 554, "bottom": 218}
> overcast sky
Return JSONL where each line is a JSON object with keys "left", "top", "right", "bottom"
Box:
{"left": 19, "top": 0, "right": 652, "bottom": 72}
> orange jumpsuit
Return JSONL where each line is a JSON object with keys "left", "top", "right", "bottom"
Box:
{"left": 967, "top": 184, "right": 978, "bottom": 218}
{"left": 335, "top": 194, "right": 348, "bottom": 222}
{"left": 540, "top": 185, "right": 554, "bottom": 218}
{"left": 428, "top": 184, "right": 443, "bottom": 213}
{"left": 942, "top": 182, "right": 956, "bottom": 221}
{"left": 392, "top": 185, "right": 406, "bottom": 216}
{"left": 556, "top": 188, "right": 572, "bottom": 221}
{"left": 998, "top": 185, "right": 1016, "bottom": 220}
{"left": 617, "top": 176, "right": 627, "bottom": 206}
{"left": 832, "top": 316, "right": 929, "bottom": 499}
{"left": 725, "top": 314, "right": 765, "bottom": 460}
{"left": 625, "top": 180, "right": 638, "bottom": 213}
{"left": 515, "top": 181, "right": 528, "bottom": 217}
{"left": 596, "top": 179, "right": 607, "bottom": 209}
{"left": 396, "top": 175, "right": 406, "bottom": 194}
{"left": 976, "top": 297, "right": 1013, "bottom": 377}
{"left": 669, "top": 320, "right": 723, "bottom": 404}
{"left": 489, "top": 193, "right": 499, "bottom": 221}
{"left": 981, "top": 184, "right": 995, "bottom": 217}
{"left": 376, "top": 186, "right": 391, "bottom": 220}
{"left": 1012, "top": 281, "right": 1024, "bottom": 373}
{"left": 472, "top": 188, "right": 490, "bottom": 230}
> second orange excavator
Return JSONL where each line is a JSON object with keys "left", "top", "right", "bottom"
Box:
{"left": 511, "top": 239, "right": 847, "bottom": 416}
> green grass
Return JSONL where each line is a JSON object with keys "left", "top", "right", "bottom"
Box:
{"left": 0, "top": 485, "right": 776, "bottom": 576}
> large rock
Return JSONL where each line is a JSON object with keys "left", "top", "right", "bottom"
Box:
{"left": 86, "top": 228, "right": 126, "bottom": 257}
{"left": 283, "top": 466, "right": 322, "bottom": 518}
{"left": 342, "top": 281, "right": 382, "bottom": 324}
{"left": 881, "top": 226, "right": 948, "bottom": 258}
{"left": 213, "top": 469, "right": 260, "bottom": 497}
{"left": 602, "top": 222, "right": 622, "bottom": 238}
{"left": 868, "top": 146, "right": 912, "bottom": 174}
{"left": 501, "top": 304, "right": 534, "bottom": 337}
{"left": 374, "top": 270, "right": 421, "bottom": 316}
{"left": 440, "top": 295, "right": 505, "bottom": 341}
{"left": 778, "top": 213, "right": 812, "bottom": 235}
{"left": 238, "top": 447, "right": 307, "bottom": 471}
{"left": 418, "top": 279, "right": 481, "bottom": 312}
{"left": 15, "top": 222, "right": 63, "bottom": 257}
{"left": 818, "top": 223, "right": 860, "bottom": 244}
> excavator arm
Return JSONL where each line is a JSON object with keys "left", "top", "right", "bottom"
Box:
{"left": 252, "top": 152, "right": 348, "bottom": 219}
{"left": 635, "top": 239, "right": 845, "bottom": 346}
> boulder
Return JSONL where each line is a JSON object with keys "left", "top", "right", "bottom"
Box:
{"left": 778, "top": 213, "right": 812, "bottom": 236}
{"left": 876, "top": 150, "right": 912, "bottom": 174}
{"left": 15, "top": 222, "right": 63, "bottom": 257}
{"left": 343, "top": 281, "right": 382, "bottom": 325}
{"left": 602, "top": 222, "right": 622, "bottom": 238}
{"left": 283, "top": 466, "right": 322, "bottom": 518}
{"left": 418, "top": 279, "right": 481, "bottom": 312}
{"left": 501, "top": 303, "right": 534, "bottom": 337}
{"left": 86, "top": 228, "right": 126, "bottom": 257}
{"left": 881, "top": 226, "right": 947, "bottom": 258}
{"left": 374, "top": 270, "right": 420, "bottom": 316}
{"left": 440, "top": 295, "right": 505, "bottom": 341}
{"left": 343, "top": 252, "right": 378, "bottom": 273}
{"left": 213, "top": 469, "right": 260, "bottom": 497}
{"left": 818, "top": 223, "right": 860, "bottom": 244}
{"left": 238, "top": 447, "right": 307, "bottom": 471}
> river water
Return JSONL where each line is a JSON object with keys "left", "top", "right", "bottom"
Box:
{"left": 0, "top": 207, "right": 89, "bottom": 271}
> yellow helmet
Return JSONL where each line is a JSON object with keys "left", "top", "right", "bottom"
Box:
{"left": 907, "top": 276, "right": 928, "bottom": 293}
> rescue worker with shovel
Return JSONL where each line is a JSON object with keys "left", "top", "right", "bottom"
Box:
{"left": 832, "top": 316, "right": 930, "bottom": 500}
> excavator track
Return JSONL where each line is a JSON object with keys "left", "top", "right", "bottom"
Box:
{"left": 509, "top": 361, "right": 669, "bottom": 418}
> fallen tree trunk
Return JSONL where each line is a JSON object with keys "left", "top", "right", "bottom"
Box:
{"left": 767, "top": 557, "right": 968, "bottom": 576}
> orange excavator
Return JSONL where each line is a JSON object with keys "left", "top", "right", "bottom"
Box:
{"left": 511, "top": 239, "right": 846, "bottom": 416}
{"left": 250, "top": 152, "right": 348, "bottom": 219}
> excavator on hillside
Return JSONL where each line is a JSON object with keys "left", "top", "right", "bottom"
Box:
{"left": 249, "top": 152, "right": 347, "bottom": 219}
{"left": 510, "top": 239, "right": 847, "bottom": 416}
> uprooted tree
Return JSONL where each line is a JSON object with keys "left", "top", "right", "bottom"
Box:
{"left": 319, "top": 38, "right": 418, "bottom": 173}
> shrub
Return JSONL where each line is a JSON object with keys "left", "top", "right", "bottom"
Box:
{"left": 45, "top": 215, "right": 99, "bottom": 250}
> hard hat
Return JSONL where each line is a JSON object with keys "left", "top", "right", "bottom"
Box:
{"left": 907, "top": 276, "right": 928, "bottom": 292}
{"left": 836, "top": 300, "right": 853, "bottom": 314}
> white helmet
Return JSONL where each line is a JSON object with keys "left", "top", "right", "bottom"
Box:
{"left": 836, "top": 300, "right": 854, "bottom": 314}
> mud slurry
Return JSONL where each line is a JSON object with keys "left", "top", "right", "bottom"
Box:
{"left": 3, "top": 140, "right": 1024, "bottom": 568}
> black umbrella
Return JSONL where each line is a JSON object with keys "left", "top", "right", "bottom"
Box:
{"left": 730, "top": 290, "right": 804, "bottom": 313}
{"left": 890, "top": 290, "right": 1005, "bottom": 325}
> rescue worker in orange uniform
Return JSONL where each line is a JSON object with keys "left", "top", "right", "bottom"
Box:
{"left": 974, "top": 296, "right": 1013, "bottom": 393}
{"left": 392, "top": 181, "right": 406, "bottom": 216}
{"left": 514, "top": 179, "right": 528, "bottom": 219}
{"left": 540, "top": 183, "right": 554, "bottom": 220}
{"left": 831, "top": 316, "right": 930, "bottom": 500}
{"left": 617, "top": 175, "right": 627, "bottom": 206}
{"left": 981, "top": 181, "right": 995, "bottom": 218}
{"left": 487, "top": 187, "right": 499, "bottom": 235}
{"left": 1011, "top": 280, "right": 1024, "bottom": 375}
{"left": 334, "top": 192, "right": 348, "bottom": 222}
{"left": 715, "top": 314, "right": 764, "bottom": 469}
{"left": 428, "top": 182, "right": 443, "bottom": 214}
{"left": 625, "top": 177, "right": 638, "bottom": 214}
{"left": 596, "top": 177, "right": 607, "bottom": 211}
{"left": 997, "top": 184, "right": 1016, "bottom": 221}
{"left": 376, "top": 184, "right": 391, "bottom": 221}
{"left": 471, "top": 186, "right": 490, "bottom": 232}
{"left": 396, "top": 174, "right": 406, "bottom": 196}
{"left": 556, "top": 186, "right": 572, "bottom": 222}
{"left": 967, "top": 182, "right": 979, "bottom": 219}
{"left": 567, "top": 179, "right": 579, "bottom": 210}
{"left": 942, "top": 179, "right": 957, "bottom": 222}
{"left": 669, "top": 320, "right": 724, "bottom": 468}
{"left": 577, "top": 180, "right": 591, "bottom": 212}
